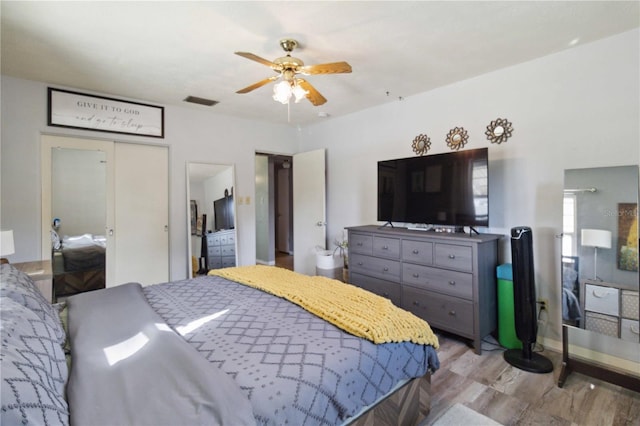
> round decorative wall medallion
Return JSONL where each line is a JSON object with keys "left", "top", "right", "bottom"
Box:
{"left": 485, "top": 118, "right": 513, "bottom": 144}
{"left": 446, "top": 127, "right": 469, "bottom": 151}
{"left": 412, "top": 134, "right": 431, "bottom": 155}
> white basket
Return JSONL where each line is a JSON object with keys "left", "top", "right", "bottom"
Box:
{"left": 316, "top": 250, "right": 340, "bottom": 270}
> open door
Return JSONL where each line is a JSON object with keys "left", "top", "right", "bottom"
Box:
{"left": 293, "top": 149, "right": 326, "bottom": 275}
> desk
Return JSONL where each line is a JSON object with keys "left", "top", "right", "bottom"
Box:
{"left": 13, "top": 260, "right": 53, "bottom": 303}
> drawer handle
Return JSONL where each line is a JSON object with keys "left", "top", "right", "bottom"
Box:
{"left": 413, "top": 273, "right": 420, "bottom": 278}
{"left": 383, "top": 267, "right": 389, "bottom": 272}
{"left": 383, "top": 292, "right": 389, "bottom": 297}
{"left": 449, "top": 310, "right": 456, "bottom": 316}
{"left": 357, "top": 242, "right": 363, "bottom": 246}
{"left": 382, "top": 245, "right": 389, "bottom": 250}
{"left": 448, "top": 281, "right": 456, "bottom": 286}
{"left": 413, "top": 301, "right": 420, "bottom": 306}
{"left": 412, "top": 249, "right": 419, "bottom": 254}
{"left": 591, "top": 289, "right": 612, "bottom": 298}
{"left": 357, "top": 262, "right": 363, "bottom": 266}
{"left": 448, "top": 254, "right": 456, "bottom": 259}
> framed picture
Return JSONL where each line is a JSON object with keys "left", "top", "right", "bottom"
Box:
{"left": 47, "top": 87, "right": 164, "bottom": 138}
{"left": 617, "top": 203, "right": 638, "bottom": 272}
{"left": 190, "top": 201, "right": 198, "bottom": 235}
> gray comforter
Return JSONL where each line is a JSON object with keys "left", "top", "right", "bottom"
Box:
{"left": 66, "top": 282, "right": 256, "bottom": 426}
{"left": 144, "top": 275, "right": 439, "bottom": 425}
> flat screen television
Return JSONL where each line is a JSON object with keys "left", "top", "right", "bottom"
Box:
{"left": 377, "top": 148, "right": 489, "bottom": 229}
{"left": 213, "top": 195, "right": 234, "bottom": 230}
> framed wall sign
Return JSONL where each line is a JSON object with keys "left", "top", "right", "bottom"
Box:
{"left": 48, "top": 88, "right": 164, "bottom": 138}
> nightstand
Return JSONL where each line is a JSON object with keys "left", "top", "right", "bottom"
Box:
{"left": 13, "top": 260, "right": 54, "bottom": 303}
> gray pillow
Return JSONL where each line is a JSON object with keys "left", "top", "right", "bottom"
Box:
{"left": 0, "top": 264, "right": 65, "bottom": 345}
{"left": 1, "top": 296, "right": 70, "bottom": 425}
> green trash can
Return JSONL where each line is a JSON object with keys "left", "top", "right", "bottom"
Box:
{"left": 497, "top": 264, "right": 522, "bottom": 349}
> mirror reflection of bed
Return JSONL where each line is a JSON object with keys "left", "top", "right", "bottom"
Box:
{"left": 50, "top": 147, "right": 108, "bottom": 300}
{"left": 52, "top": 233, "right": 106, "bottom": 300}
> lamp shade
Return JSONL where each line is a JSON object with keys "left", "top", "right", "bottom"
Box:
{"left": 0, "top": 230, "right": 15, "bottom": 257}
{"left": 581, "top": 229, "right": 612, "bottom": 249}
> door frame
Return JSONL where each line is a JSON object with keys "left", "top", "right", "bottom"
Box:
{"left": 41, "top": 133, "right": 171, "bottom": 287}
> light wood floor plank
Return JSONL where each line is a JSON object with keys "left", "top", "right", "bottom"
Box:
{"left": 421, "top": 333, "right": 640, "bottom": 426}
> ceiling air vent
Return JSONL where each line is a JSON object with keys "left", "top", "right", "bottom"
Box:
{"left": 183, "top": 96, "right": 219, "bottom": 106}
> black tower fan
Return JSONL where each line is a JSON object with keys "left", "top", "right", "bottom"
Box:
{"left": 504, "top": 226, "right": 553, "bottom": 373}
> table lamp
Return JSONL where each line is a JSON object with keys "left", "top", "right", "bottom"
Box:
{"left": 1, "top": 230, "right": 15, "bottom": 264}
{"left": 581, "top": 228, "right": 612, "bottom": 280}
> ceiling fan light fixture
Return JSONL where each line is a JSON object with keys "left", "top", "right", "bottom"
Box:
{"left": 273, "top": 80, "right": 292, "bottom": 104}
{"left": 292, "top": 83, "right": 308, "bottom": 103}
{"left": 272, "top": 79, "right": 308, "bottom": 104}
{"left": 236, "top": 39, "right": 350, "bottom": 107}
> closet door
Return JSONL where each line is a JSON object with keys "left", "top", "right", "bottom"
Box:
{"left": 114, "top": 143, "right": 169, "bottom": 286}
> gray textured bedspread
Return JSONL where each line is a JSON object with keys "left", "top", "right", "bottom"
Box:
{"left": 144, "top": 275, "right": 439, "bottom": 425}
{"left": 66, "top": 282, "right": 256, "bottom": 426}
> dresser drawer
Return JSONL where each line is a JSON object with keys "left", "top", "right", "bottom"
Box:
{"left": 584, "top": 284, "right": 619, "bottom": 316}
{"left": 434, "top": 243, "right": 473, "bottom": 272}
{"left": 222, "top": 256, "right": 236, "bottom": 268}
{"left": 372, "top": 236, "right": 401, "bottom": 259}
{"left": 620, "top": 318, "right": 640, "bottom": 343}
{"left": 584, "top": 311, "right": 619, "bottom": 337}
{"left": 206, "top": 233, "right": 222, "bottom": 246}
{"left": 403, "top": 287, "right": 473, "bottom": 337}
{"left": 208, "top": 257, "right": 223, "bottom": 270}
{"left": 208, "top": 246, "right": 222, "bottom": 257}
{"left": 221, "top": 245, "right": 235, "bottom": 256}
{"left": 402, "top": 240, "right": 433, "bottom": 265}
{"left": 621, "top": 290, "right": 639, "bottom": 320}
{"left": 350, "top": 272, "right": 401, "bottom": 307}
{"left": 402, "top": 263, "right": 473, "bottom": 300}
{"left": 220, "top": 234, "right": 235, "bottom": 245}
{"left": 350, "top": 253, "right": 401, "bottom": 281}
{"left": 350, "top": 233, "right": 373, "bottom": 255}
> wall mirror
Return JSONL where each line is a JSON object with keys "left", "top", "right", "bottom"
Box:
{"left": 186, "top": 162, "right": 237, "bottom": 278}
{"left": 562, "top": 165, "right": 639, "bottom": 338}
{"left": 559, "top": 165, "right": 639, "bottom": 390}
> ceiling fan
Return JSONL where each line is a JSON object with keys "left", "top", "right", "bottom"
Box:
{"left": 235, "top": 39, "right": 352, "bottom": 106}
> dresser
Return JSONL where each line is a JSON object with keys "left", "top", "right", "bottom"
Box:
{"left": 347, "top": 225, "right": 502, "bottom": 354}
{"left": 581, "top": 279, "right": 639, "bottom": 342}
{"left": 206, "top": 229, "right": 236, "bottom": 270}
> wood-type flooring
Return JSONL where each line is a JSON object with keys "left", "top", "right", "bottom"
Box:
{"left": 421, "top": 333, "right": 640, "bottom": 426}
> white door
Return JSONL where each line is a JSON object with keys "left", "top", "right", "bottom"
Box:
{"left": 293, "top": 149, "right": 326, "bottom": 275}
{"left": 114, "top": 143, "right": 169, "bottom": 286}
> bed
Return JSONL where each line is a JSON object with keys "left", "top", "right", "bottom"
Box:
{"left": 52, "top": 233, "right": 106, "bottom": 299}
{"left": 1, "top": 263, "right": 440, "bottom": 426}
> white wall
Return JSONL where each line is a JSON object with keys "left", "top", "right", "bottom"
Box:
{"left": 300, "top": 29, "right": 639, "bottom": 360}
{"left": 1, "top": 28, "right": 638, "bottom": 363}
{"left": 0, "top": 75, "right": 297, "bottom": 279}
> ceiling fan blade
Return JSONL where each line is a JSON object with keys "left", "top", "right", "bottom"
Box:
{"left": 235, "top": 52, "right": 277, "bottom": 68}
{"left": 297, "top": 79, "right": 327, "bottom": 106}
{"left": 236, "top": 76, "right": 279, "bottom": 94}
{"left": 299, "top": 61, "right": 352, "bottom": 75}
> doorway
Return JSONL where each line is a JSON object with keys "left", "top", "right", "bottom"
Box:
{"left": 255, "top": 153, "right": 293, "bottom": 270}
{"left": 255, "top": 149, "right": 327, "bottom": 275}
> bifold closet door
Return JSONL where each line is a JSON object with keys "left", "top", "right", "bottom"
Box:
{"left": 114, "top": 143, "right": 169, "bottom": 286}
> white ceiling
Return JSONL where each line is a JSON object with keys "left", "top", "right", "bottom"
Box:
{"left": 2, "top": 1, "right": 638, "bottom": 126}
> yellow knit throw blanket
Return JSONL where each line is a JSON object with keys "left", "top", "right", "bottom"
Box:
{"left": 209, "top": 265, "right": 439, "bottom": 348}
